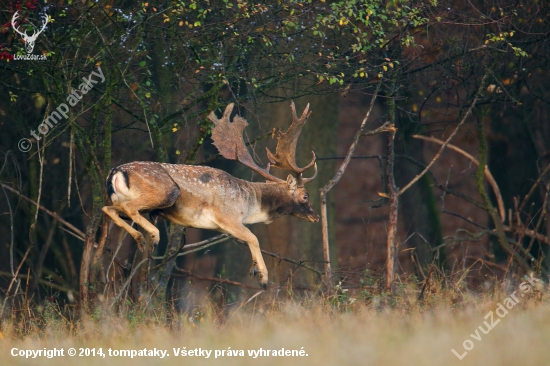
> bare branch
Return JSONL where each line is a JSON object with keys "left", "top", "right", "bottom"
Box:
{"left": 1, "top": 183, "right": 86, "bottom": 239}
{"left": 398, "top": 72, "right": 490, "bottom": 197}
{"left": 0, "top": 244, "right": 33, "bottom": 318}
{"left": 319, "top": 81, "right": 384, "bottom": 292}
{"left": 414, "top": 134, "right": 505, "bottom": 222}
{"left": 173, "top": 266, "right": 262, "bottom": 290}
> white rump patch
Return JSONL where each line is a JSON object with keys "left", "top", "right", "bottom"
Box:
{"left": 110, "top": 171, "right": 133, "bottom": 202}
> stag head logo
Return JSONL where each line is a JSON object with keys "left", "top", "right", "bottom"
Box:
{"left": 11, "top": 11, "right": 48, "bottom": 54}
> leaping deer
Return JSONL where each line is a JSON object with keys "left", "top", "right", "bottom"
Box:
{"left": 102, "top": 102, "right": 319, "bottom": 289}
{"left": 11, "top": 11, "right": 48, "bottom": 54}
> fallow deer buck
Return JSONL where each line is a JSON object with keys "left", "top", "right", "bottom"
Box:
{"left": 102, "top": 102, "right": 319, "bottom": 288}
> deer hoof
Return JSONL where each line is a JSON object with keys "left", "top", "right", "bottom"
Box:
{"left": 135, "top": 233, "right": 147, "bottom": 252}
{"left": 259, "top": 274, "right": 267, "bottom": 290}
{"left": 150, "top": 237, "right": 159, "bottom": 253}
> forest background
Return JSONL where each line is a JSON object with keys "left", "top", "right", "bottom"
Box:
{"left": 0, "top": 0, "right": 549, "bottom": 319}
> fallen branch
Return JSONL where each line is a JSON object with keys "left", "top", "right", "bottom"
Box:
{"left": 466, "top": 256, "right": 508, "bottom": 272}
{"left": 234, "top": 241, "right": 325, "bottom": 279}
{"left": 173, "top": 268, "right": 319, "bottom": 292}
{"left": 150, "top": 234, "right": 231, "bottom": 271}
{"left": 0, "top": 270, "right": 76, "bottom": 294}
{"left": 173, "top": 266, "right": 262, "bottom": 290}
{"left": 152, "top": 234, "right": 324, "bottom": 279}
{"left": 503, "top": 225, "right": 550, "bottom": 246}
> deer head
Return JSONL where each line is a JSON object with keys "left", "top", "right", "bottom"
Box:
{"left": 11, "top": 11, "right": 48, "bottom": 54}
{"left": 208, "top": 102, "right": 319, "bottom": 222}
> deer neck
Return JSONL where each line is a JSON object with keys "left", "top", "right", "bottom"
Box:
{"left": 246, "top": 182, "right": 294, "bottom": 223}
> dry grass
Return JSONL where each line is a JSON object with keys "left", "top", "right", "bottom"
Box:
{"left": 1, "top": 280, "right": 549, "bottom": 366}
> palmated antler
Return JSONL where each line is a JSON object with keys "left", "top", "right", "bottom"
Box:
{"left": 209, "top": 102, "right": 317, "bottom": 186}
{"left": 209, "top": 104, "right": 285, "bottom": 183}
{"left": 266, "top": 102, "right": 317, "bottom": 186}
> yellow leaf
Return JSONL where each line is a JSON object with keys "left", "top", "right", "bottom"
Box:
{"left": 145, "top": 92, "right": 151, "bottom": 98}
{"left": 164, "top": 18, "right": 170, "bottom": 22}
{"left": 389, "top": 62, "right": 394, "bottom": 68}
{"left": 383, "top": 65, "right": 388, "bottom": 71}
{"left": 378, "top": 192, "right": 389, "bottom": 198}
{"left": 179, "top": 21, "right": 183, "bottom": 26}
{"left": 175, "top": 150, "right": 181, "bottom": 155}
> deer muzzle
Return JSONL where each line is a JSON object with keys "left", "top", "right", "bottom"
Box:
{"left": 304, "top": 210, "right": 320, "bottom": 223}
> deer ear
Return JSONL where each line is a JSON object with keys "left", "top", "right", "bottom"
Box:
{"left": 286, "top": 174, "right": 297, "bottom": 191}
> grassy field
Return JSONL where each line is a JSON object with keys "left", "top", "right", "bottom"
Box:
{"left": 1, "top": 281, "right": 549, "bottom": 366}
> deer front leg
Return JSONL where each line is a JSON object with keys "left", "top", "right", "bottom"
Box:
{"left": 217, "top": 222, "right": 268, "bottom": 289}
{"left": 244, "top": 236, "right": 268, "bottom": 289}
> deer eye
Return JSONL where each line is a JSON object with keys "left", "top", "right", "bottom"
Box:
{"left": 302, "top": 194, "right": 308, "bottom": 201}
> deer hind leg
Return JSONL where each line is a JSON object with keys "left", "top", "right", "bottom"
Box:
{"left": 104, "top": 165, "right": 181, "bottom": 252}
{"left": 116, "top": 185, "right": 180, "bottom": 252}
{"left": 217, "top": 221, "right": 268, "bottom": 289}
{"left": 118, "top": 201, "right": 165, "bottom": 252}
{"left": 102, "top": 206, "right": 148, "bottom": 251}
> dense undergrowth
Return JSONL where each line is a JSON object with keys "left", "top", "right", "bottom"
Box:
{"left": 1, "top": 276, "right": 549, "bottom": 365}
